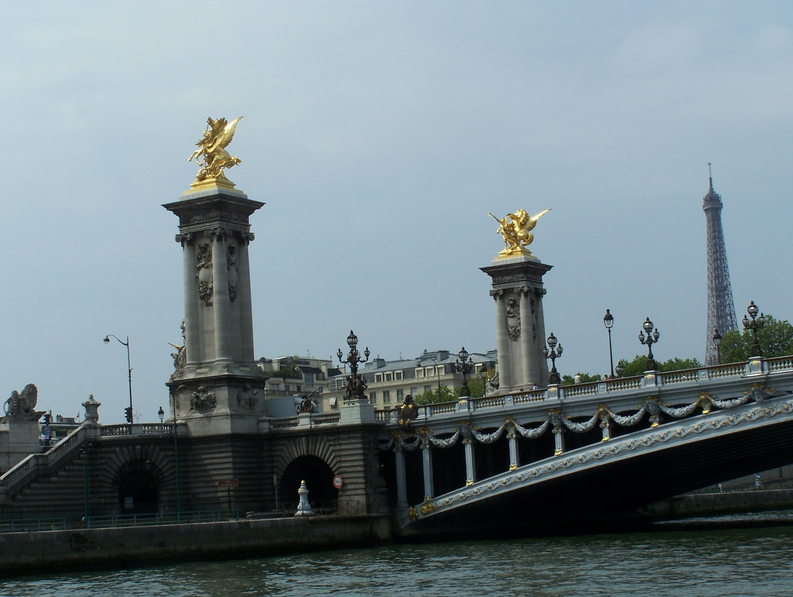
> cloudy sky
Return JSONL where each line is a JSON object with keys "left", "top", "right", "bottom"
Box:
{"left": 2, "top": 2, "right": 791, "bottom": 423}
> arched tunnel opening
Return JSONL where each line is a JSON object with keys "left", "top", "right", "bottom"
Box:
{"left": 279, "top": 455, "right": 337, "bottom": 508}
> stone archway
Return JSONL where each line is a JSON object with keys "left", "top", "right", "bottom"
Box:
{"left": 116, "top": 459, "right": 160, "bottom": 515}
{"left": 279, "top": 455, "right": 337, "bottom": 508}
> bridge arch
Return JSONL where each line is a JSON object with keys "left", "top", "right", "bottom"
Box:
{"left": 115, "top": 458, "right": 162, "bottom": 514}
{"left": 279, "top": 455, "right": 337, "bottom": 506}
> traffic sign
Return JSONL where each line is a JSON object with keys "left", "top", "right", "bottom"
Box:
{"left": 333, "top": 475, "right": 343, "bottom": 489}
{"left": 218, "top": 478, "right": 239, "bottom": 488}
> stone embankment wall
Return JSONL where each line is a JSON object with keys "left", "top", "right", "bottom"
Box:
{"left": 0, "top": 514, "right": 391, "bottom": 577}
{"left": 644, "top": 489, "right": 793, "bottom": 519}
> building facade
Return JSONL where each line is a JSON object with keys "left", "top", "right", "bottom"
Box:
{"left": 321, "top": 350, "right": 497, "bottom": 411}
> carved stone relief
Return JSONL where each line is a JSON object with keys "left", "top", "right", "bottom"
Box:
{"left": 227, "top": 245, "right": 239, "bottom": 302}
{"left": 505, "top": 297, "right": 521, "bottom": 341}
{"left": 190, "top": 386, "right": 217, "bottom": 414}
{"left": 237, "top": 384, "right": 259, "bottom": 410}
{"left": 196, "top": 243, "right": 213, "bottom": 304}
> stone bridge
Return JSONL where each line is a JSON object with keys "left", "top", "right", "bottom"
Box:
{"left": 376, "top": 355, "right": 793, "bottom": 535}
{"left": 1, "top": 356, "right": 793, "bottom": 534}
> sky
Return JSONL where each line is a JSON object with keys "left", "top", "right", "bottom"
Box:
{"left": 2, "top": 2, "right": 792, "bottom": 424}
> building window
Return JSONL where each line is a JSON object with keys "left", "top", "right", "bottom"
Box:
{"left": 424, "top": 385, "right": 431, "bottom": 393}
{"left": 410, "top": 387, "right": 417, "bottom": 396}
{"left": 397, "top": 389, "right": 403, "bottom": 401}
{"left": 395, "top": 371, "right": 403, "bottom": 380}
{"left": 385, "top": 373, "right": 392, "bottom": 382}
{"left": 383, "top": 390, "right": 391, "bottom": 404}
{"left": 305, "top": 373, "right": 314, "bottom": 387}
{"left": 426, "top": 368, "right": 434, "bottom": 376}
{"left": 375, "top": 374, "right": 382, "bottom": 383}
{"left": 417, "top": 369, "right": 424, "bottom": 378}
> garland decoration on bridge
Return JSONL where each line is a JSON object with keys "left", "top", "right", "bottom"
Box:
{"left": 379, "top": 384, "right": 792, "bottom": 455}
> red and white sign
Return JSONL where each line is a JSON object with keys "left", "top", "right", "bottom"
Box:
{"left": 333, "top": 475, "right": 343, "bottom": 489}
{"left": 218, "top": 478, "right": 239, "bottom": 489}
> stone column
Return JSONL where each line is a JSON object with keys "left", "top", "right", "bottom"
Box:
{"left": 534, "top": 288, "right": 550, "bottom": 388}
{"left": 237, "top": 234, "right": 255, "bottom": 363}
{"left": 421, "top": 443, "right": 434, "bottom": 502}
{"left": 492, "top": 290, "right": 512, "bottom": 389}
{"left": 518, "top": 286, "right": 534, "bottom": 387}
{"left": 395, "top": 448, "right": 408, "bottom": 509}
{"left": 508, "top": 429, "right": 519, "bottom": 471}
{"left": 463, "top": 438, "right": 476, "bottom": 486}
{"left": 210, "top": 229, "right": 233, "bottom": 362}
{"left": 180, "top": 236, "right": 201, "bottom": 364}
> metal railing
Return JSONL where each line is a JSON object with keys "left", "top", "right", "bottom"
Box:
{"left": 0, "top": 518, "right": 69, "bottom": 533}
{"left": 84, "top": 509, "right": 240, "bottom": 529}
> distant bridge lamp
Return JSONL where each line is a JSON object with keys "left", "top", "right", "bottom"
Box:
{"left": 542, "top": 333, "right": 563, "bottom": 385}
{"left": 712, "top": 329, "right": 722, "bottom": 364}
{"left": 638, "top": 318, "right": 660, "bottom": 371}
{"left": 743, "top": 301, "right": 766, "bottom": 357}
{"left": 455, "top": 347, "right": 474, "bottom": 397}
{"left": 337, "top": 330, "right": 370, "bottom": 400}
{"left": 603, "top": 309, "right": 615, "bottom": 378}
{"left": 103, "top": 334, "right": 134, "bottom": 423}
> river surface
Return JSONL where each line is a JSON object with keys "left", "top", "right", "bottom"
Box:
{"left": 4, "top": 522, "right": 793, "bottom": 596}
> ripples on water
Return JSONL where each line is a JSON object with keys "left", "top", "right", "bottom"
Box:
{"left": 5, "top": 526, "right": 793, "bottom": 596}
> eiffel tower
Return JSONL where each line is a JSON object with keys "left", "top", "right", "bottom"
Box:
{"left": 703, "top": 164, "right": 738, "bottom": 365}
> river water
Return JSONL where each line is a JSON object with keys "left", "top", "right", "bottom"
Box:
{"left": 4, "top": 522, "right": 793, "bottom": 596}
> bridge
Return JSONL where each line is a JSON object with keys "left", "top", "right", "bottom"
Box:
{"left": 376, "top": 355, "right": 793, "bottom": 535}
{"left": 2, "top": 355, "right": 792, "bottom": 536}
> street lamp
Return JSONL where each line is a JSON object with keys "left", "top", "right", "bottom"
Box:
{"left": 418, "top": 349, "right": 442, "bottom": 400}
{"left": 542, "top": 333, "right": 563, "bottom": 385}
{"left": 742, "top": 301, "right": 766, "bottom": 357}
{"left": 103, "top": 334, "right": 134, "bottom": 423}
{"left": 712, "top": 329, "right": 722, "bottom": 364}
{"left": 158, "top": 406, "right": 165, "bottom": 423}
{"left": 615, "top": 362, "right": 625, "bottom": 377}
{"left": 455, "top": 347, "right": 474, "bottom": 397}
{"left": 603, "top": 309, "right": 615, "bottom": 378}
{"left": 638, "top": 317, "right": 660, "bottom": 371}
{"left": 337, "top": 330, "right": 370, "bottom": 402}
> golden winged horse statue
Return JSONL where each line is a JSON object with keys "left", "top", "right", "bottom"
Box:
{"left": 188, "top": 117, "right": 243, "bottom": 185}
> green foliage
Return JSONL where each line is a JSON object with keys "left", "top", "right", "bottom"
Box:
{"left": 414, "top": 385, "right": 458, "bottom": 404}
{"left": 719, "top": 315, "right": 793, "bottom": 364}
{"left": 466, "top": 376, "right": 486, "bottom": 398}
{"left": 562, "top": 372, "right": 602, "bottom": 386}
{"left": 266, "top": 356, "right": 302, "bottom": 379}
{"left": 616, "top": 355, "right": 703, "bottom": 377}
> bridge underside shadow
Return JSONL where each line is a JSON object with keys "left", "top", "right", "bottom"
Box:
{"left": 407, "top": 413, "right": 793, "bottom": 539}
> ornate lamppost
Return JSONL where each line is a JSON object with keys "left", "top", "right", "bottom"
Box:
{"left": 638, "top": 317, "right": 660, "bottom": 371}
{"left": 103, "top": 334, "right": 134, "bottom": 423}
{"left": 603, "top": 309, "right": 615, "bottom": 378}
{"left": 337, "top": 330, "right": 370, "bottom": 402}
{"left": 615, "top": 362, "right": 625, "bottom": 377}
{"left": 712, "top": 329, "right": 722, "bottom": 364}
{"left": 543, "top": 333, "right": 563, "bottom": 385}
{"left": 455, "top": 347, "right": 474, "bottom": 397}
{"left": 743, "top": 301, "right": 766, "bottom": 357}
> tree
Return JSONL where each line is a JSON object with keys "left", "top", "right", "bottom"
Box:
{"left": 616, "top": 355, "right": 703, "bottom": 377}
{"left": 414, "top": 385, "right": 457, "bottom": 405}
{"left": 719, "top": 315, "right": 793, "bottom": 364}
{"left": 562, "top": 372, "right": 601, "bottom": 386}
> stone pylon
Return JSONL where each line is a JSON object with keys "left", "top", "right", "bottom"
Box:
{"left": 481, "top": 255, "right": 553, "bottom": 391}
{"left": 163, "top": 184, "right": 269, "bottom": 435}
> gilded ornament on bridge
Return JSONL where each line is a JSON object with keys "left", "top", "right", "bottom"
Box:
{"left": 188, "top": 117, "right": 243, "bottom": 190}
{"left": 489, "top": 209, "right": 550, "bottom": 258}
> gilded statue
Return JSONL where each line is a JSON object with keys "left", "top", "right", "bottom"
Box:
{"left": 489, "top": 209, "right": 550, "bottom": 258}
{"left": 188, "top": 117, "right": 243, "bottom": 186}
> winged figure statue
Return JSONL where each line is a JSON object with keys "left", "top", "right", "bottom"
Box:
{"left": 188, "top": 117, "right": 243, "bottom": 184}
{"left": 489, "top": 208, "right": 551, "bottom": 258}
